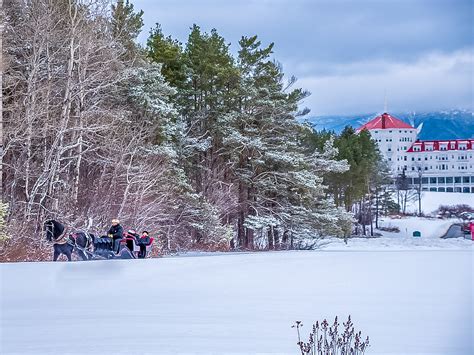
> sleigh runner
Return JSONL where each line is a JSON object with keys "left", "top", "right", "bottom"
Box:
{"left": 93, "top": 233, "right": 154, "bottom": 259}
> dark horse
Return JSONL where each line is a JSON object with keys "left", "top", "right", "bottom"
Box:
{"left": 43, "top": 220, "right": 95, "bottom": 261}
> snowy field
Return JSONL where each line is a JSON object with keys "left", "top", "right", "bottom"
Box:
{"left": 1, "top": 249, "right": 472, "bottom": 354}
{"left": 402, "top": 191, "right": 474, "bottom": 215}
{"left": 321, "top": 216, "right": 473, "bottom": 251}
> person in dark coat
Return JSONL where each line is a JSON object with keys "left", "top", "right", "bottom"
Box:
{"left": 108, "top": 218, "right": 124, "bottom": 253}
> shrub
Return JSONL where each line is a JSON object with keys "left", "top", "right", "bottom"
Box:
{"left": 377, "top": 226, "right": 400, "bottom": 233}
{"left": 292, "top": 316, "right": 369, "bottom": 355}
{"left": 0, "top": 203, "right": 9, "bottom": 241}
{"left": 436, "top": 204, "right": 474, "bottom": 219}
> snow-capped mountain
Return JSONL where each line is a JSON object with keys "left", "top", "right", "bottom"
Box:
{"left": 307, "top": 110, "right": 474, "bottom": 140}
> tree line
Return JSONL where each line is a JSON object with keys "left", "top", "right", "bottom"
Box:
{"left": 1, "top": 0, "right": 388, "bottom": 259}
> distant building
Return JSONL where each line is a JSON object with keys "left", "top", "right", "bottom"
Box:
{"left": 357, "top": 112, "right": 474, "bottom": 193}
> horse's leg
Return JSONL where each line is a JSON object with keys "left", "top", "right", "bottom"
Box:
{"left": 65, "top": 246, "right": 72, "bottom": 261}
{"left": 53, "top": 247, "right": 60, "bottom": 261}
{"left": 77, "top": 249, "right": 88, "bottom": 261}
{"left": 77, "top": 234, "right": 90, "bottom": 260}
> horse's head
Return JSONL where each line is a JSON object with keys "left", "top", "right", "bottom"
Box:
{"left": 43, "top": 220, "right": 65, "bottom": 241}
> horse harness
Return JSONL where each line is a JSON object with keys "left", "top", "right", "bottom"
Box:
{"left": 54, "top": 231, "right": 93, "bottom": 252}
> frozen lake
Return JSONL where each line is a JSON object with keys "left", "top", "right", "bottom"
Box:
{"left": 1, "top": 250, "right": 472, "bottom": 354}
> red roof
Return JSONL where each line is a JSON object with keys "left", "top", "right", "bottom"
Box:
{"left": 406, "top": 139, "right": 474, "bottom": 153}
{"left": 357, "top": 113, "right": 414, "bottom": 131}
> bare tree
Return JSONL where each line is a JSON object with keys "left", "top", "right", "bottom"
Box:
{"left": 414, "top": 165, "right": 424, "bottom": 216}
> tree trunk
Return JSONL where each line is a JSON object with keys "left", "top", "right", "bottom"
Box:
{"left": 375, "top": 187, "right": 379, "bottom": 228}
{"left": 267, "top": 226, "right": 274, "bottom": 250}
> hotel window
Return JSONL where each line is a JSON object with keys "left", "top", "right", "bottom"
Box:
{"left": 412, "top": 157, "right": 415, "bottom": 161}
{"left": 430, "top": 177, "right": 437, "bottom": 184}
{"left": 463, "top": 177, "right": 470, "bottom": 183}
{"left": 455, "top": 177, "right": 461, "bottom": 183}
{"left": 404, "top": 156, "right": 407, "bottom": 161}
{"left": 422, "top": 177, "right": 429, "bottom": 184}
{"left": 447, "top": 187, "right": 454, "bottom": 192}
{"left": 446, "top": 177, "right": 453, "bottom": 183}
{"left": 438, "top": 177, "right": 445, "bottom": 184}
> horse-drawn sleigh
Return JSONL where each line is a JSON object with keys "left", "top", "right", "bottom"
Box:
{"left": 44, "top": 220, "right": 154, "bottom": 261}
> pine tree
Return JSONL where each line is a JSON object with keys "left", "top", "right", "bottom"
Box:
{"left": 147, "top": 24, "right": 187, "bottom": 90}
{"left": 111, "top": 0, "right": 144, "bottom": 61}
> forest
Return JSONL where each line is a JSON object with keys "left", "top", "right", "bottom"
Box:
{"left": 0, "top": 0, "right": 391, "bottom": 260}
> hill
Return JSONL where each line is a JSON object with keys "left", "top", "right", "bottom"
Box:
{"left": 307, "top": 110, "right": 474, "bottom": 140}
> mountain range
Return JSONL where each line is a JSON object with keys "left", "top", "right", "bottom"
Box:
{"left": 307, "top": 110, "right": 474, "bottom": 140}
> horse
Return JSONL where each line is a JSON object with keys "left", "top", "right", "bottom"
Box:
{"left": 43, "top": 220, "right": 95, "bottom": 261}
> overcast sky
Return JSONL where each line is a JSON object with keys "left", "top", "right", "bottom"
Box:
{"left": 133, "top": 0, "right": 473, "bottom": 116}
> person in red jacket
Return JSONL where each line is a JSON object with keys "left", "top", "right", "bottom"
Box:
{"left": 137, "top": 231, "right": 151, "bottom": 258}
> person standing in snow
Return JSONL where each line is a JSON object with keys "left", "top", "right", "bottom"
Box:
{"left": 108, "top": 218, "right": 124, "bottom": 253}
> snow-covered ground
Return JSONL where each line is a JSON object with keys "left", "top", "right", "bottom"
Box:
{"left": 403, "top": 191, "right": 474, "bottom": 215}
{"left": 321, "top": 216, "right": 473, "bottom": 251}
{"left": 1, "top": 249, "right": 472, "bottom": 354}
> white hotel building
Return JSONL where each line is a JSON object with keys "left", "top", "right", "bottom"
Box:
{"left": 357, "top": 113, "right": 474, "bottom": 193}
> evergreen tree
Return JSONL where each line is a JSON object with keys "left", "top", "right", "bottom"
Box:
{"left": 147, "top": 24, "right": 187, "bottom": 89}
{"left": 111, "top": 0, "right": 144, "bottom": 61}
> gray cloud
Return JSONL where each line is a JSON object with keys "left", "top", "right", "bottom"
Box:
{"left": 133, "top": 0, "right": 473, "bottom": 115}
